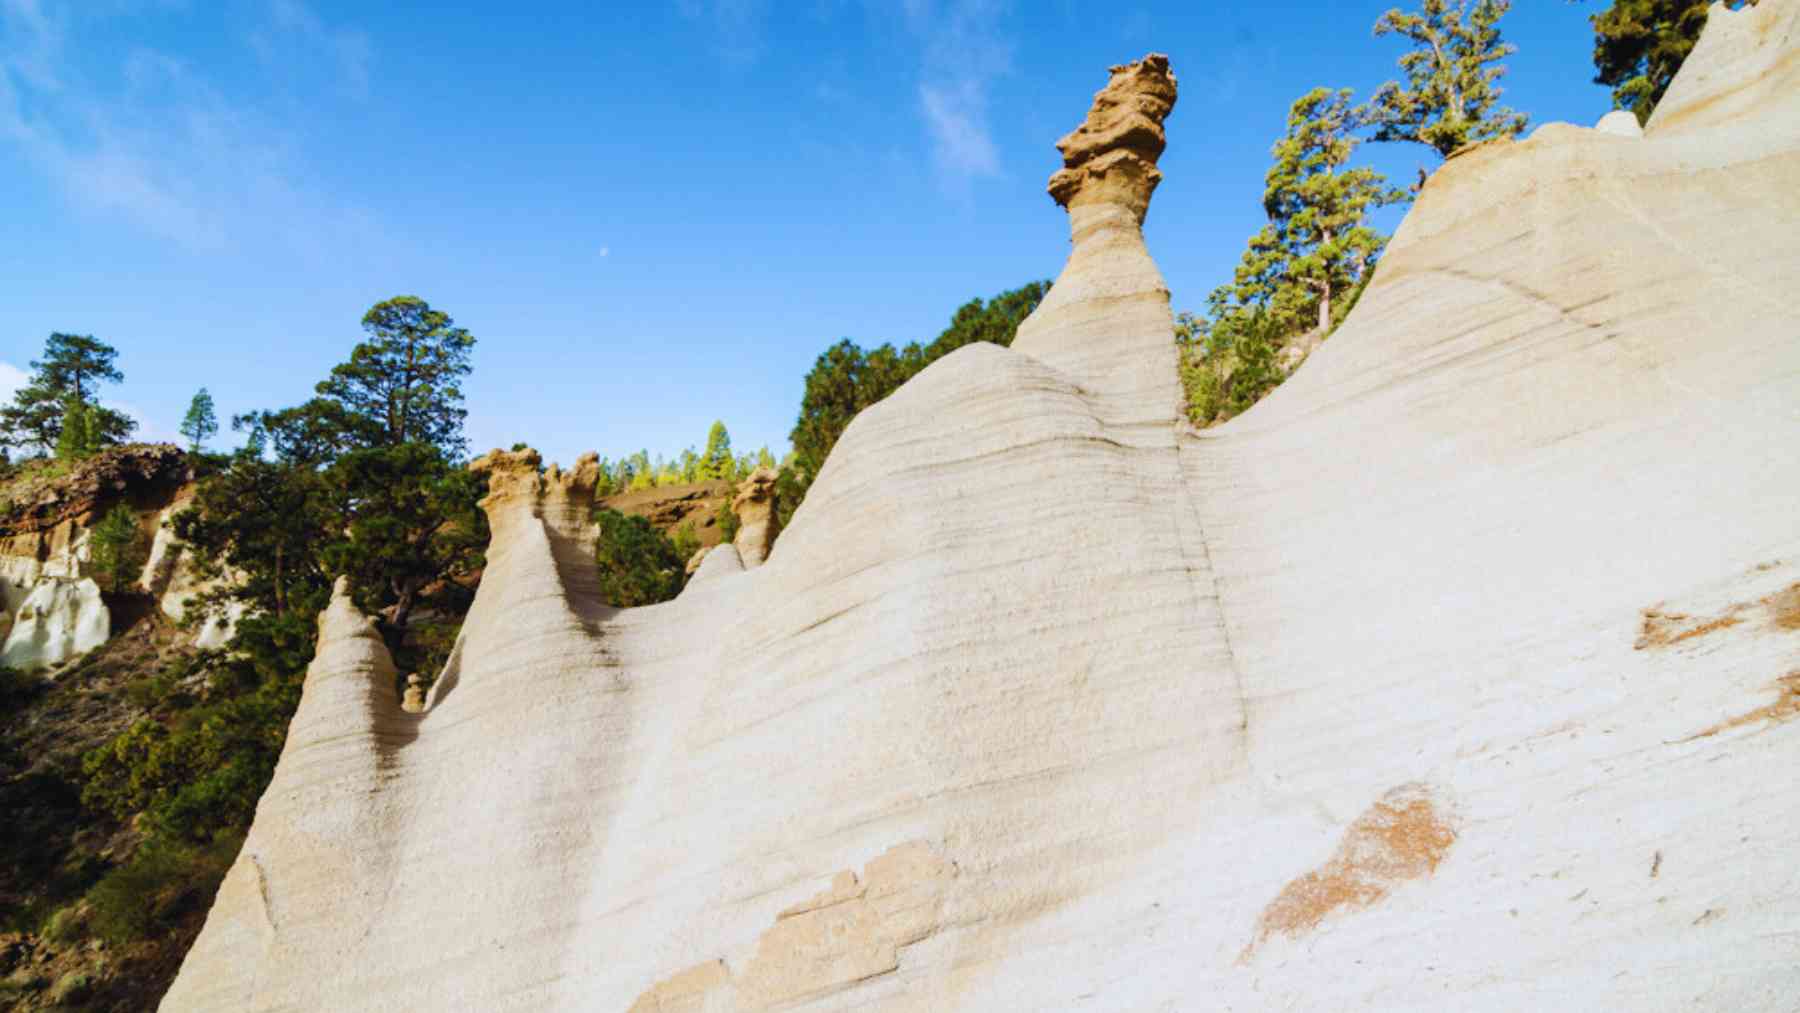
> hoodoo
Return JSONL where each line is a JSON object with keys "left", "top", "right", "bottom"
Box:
{"left": 168, "top": 4, "right": 1800, "bottom": 1008}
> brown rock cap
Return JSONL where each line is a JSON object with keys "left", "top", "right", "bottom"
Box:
{"left": 1047, "top": 53, "right": 1178, "bottom": 223}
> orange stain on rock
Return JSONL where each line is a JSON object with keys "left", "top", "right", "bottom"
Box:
{"left": 1763, "top": 583, "right": 1800, "bottom": 631}
{"left": 1684, "top": 673, "right": 1800, "bottom": 742}
{"left": 1635, "top": 608, "right": 1744, "bottom": 649}
{"left": 1242, "top": 784, "right": 1456, "bottom": 961}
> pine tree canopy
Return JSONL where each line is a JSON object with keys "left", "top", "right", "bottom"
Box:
{"left": 0, "top": 333, "right": 136, "bottom": 454}
{"left": 1362, "top": 0, "right": 1529, "bottom": 159}
{"left": 1589, "top": 0, "right": 1759, "bottom": 125}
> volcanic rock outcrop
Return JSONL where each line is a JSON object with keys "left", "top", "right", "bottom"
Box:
{"left": 168, "top": 6, "right": 1800, "bottom": 1010}
{"left": 0, "top": 443, "right": 227, "bottom": 668}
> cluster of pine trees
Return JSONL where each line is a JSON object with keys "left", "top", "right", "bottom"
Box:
{"left": 596, "top": 423, "right": 778, "bottom": 496}
{"left": 1182, "top": 0, "right": 1530, "bottom": 426}
{"left": 777, "top": 281, "right": 1051, "bottom": 525}
{"left": 1180, "top": 0, "right": 1747, "bottom": 428}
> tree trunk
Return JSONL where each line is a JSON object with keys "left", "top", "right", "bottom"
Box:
{"left": 273, "top": 545, "right": 286, "bottom": 618}
{"left": 389, "top": 581, "right": 416, "bottom": 634}
{"left": 1318, "top": 278, "right": 1333, "bottom": 333}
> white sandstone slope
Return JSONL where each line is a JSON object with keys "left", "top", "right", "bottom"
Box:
{"left": 166, "top": 7, "right": 1800, "bottom": 1010}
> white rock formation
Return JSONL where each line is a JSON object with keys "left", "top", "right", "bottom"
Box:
{"left": 1, "top": 577, "right": 110, "bottom": 671}
{"left": 1594, "top": 109, "right": 1644, "bottom": 137}
{"left": 167, "top": 7, "right": 1800, "bottom": 1010}
{"left": 137, "top": 493, "right": 248, "bottom": 649}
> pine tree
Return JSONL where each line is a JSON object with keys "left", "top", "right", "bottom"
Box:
{"left": 1589, "top": 0, "right": 1759, "bottom": 125}
{"left": 700, "top": 421, "right": 733, "bottom": 481}
{"left": 783, "top": 280, "right": 1049, "bottom": 520}
{"left": 89, "top": 503, "right": 146, "bottom": 593}
{"left": 180, "top": 388, "right": 218, "bottom": 453}
{"left": 1361, "top": 0, "right": 1529, "bottom": 161}
{"left": 1, "top": 333, "right": 136, "bottom": 454}
{"left": 1263, "top": 88, "right": 1408, "bottom": 334}
{"left": 55, "top": 397, "right": 98, "bottom": 461}
{"left": 311, "top": 296, "right": 475, "bottom": 457}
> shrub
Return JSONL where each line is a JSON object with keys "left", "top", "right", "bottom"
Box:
{"left": 88, "top": 502, "right": 147, "bottom": 593}
{"left": 48, "top": 970, "right": 93, "bottom": 1006}
{"left": 82, "top": 612, "right": 311, "bottom": 845}
{"left": 716, "top": 497, "right": 740, "bottom": 544}
{"left": 84, "top": 834, "right": 240, "bottom": 945}
{"left": 669, "top": 522, "right": 701, "bottom": 564}
{"left": 41, "top": 904, "right": 86, "bottom": 945}
{"left": 592, "top": 509, "right": 686, "bottom": 607}
{"left": 1177, "top": 310, "right": 1287, "bottom": 427}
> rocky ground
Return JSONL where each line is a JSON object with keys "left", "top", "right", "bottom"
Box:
{"left": 0, "top": 602, "right": 202, "bottom": 1012}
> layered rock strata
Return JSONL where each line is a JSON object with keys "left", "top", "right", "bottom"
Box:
{"left": 169, "top": 7, "right": 1800, "bottom": 1010}
{"left": 0, "top": 444, "right": 224, "bottom": 668}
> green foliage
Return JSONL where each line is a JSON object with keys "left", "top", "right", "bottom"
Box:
{"left": 784, "top": 281, "right": 1050, "bottom": 520}
{"left": 0, "top": 333, "right": 135, "bottom": 455}
{"left": 73, "top": 295, "right": 489, "bottom": 959}
{"left": 47, "top": 969, "right": 95, "bottom": 1006}
{"left": 670, "top": 521, "right": 701, "bottom": 564}
{"left": 1263, "top": 88, "right": 1407, "bottom": 333}
{"left": 1178, "top": 310, "right": 1287, "bottom": 427}
{"left": 716, "top": 496, "right": 741, "bottom": 544}
{"left": 53, "top": 397, "right": 98, "bottom": 461}
{"left": 1362, "top": 0, "right": 1529, "bottom": 159}
{"left": 700, "top": 421, "right": 734, "bottom": 481}
{"left": 590, "top": 431, "right": 775, "bottom": 497}
{"left": 84, "top": 833, "right": 240, "bottom": 946}
{"left": 190, "top": 296, "right": 485, "bottom": 634}
{"left": 1183, "top": 80, "right": 1407, "bottom": 426}
{"left": 316, "top": 296, "right": 476, "bottom": 456}
{"left": 88, "top": 503, "right": 147, "bottom": 593}
{"left": 593, "top": 508, "right": 686, "bottom": 607}
{"left": 174, "top": 452, "right": 336, "bottom": 620}
{"left": 82, "top": 610, "right": 314, "bottom": 843}
{"left": 321, "top": 443, "right": 487, "bottom": 630}
{"left": 1589, "top": 0, "right": 1757, "bottom": 125}
{"left": 180, "top": 388, "right": 218, "bottom": 452}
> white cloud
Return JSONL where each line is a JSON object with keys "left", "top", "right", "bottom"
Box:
{"left": 919, "top": 80, "right": 998, "bottom": 176}
{"left": 0, "top": 362, "right": 27, "bottom": 403}
{"left": 0, "top": 1, "right": 381, "bottom": 253}
{"left": 900, "top": 0, "right": 1012, "bottom": 183}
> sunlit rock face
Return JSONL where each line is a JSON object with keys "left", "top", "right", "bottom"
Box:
{"left": 0, "top": 444, "right": 241, "bottom": 660}
{"left": 0, "top": 577, "right": 109, "bottom": 671}
{"left": 168, "top": 6, "right": 1800, "bottom": 1010}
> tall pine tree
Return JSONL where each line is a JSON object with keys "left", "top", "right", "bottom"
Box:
{"left": 180, "top": 388, "right": 218, "bottom": 453}
{"left": 1361, "top": 0, "right": 1529, "bottom": 161}
{"left": 1263, "top": 88, "right": 1407, "bottom": 334}
{"left": 0, "top": 333, "right": 136, "bottom": 454}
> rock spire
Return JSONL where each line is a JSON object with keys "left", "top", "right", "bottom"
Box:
{"left": 1046, "top": 53, "right": 1178, "bottom": 223}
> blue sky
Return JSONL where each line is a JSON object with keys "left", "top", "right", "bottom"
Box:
{"left": 1, "top": 0, "right": 1609, "bottom": 467}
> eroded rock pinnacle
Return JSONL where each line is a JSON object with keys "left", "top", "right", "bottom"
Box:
{"left": 1047, "top": 53, "right": 1178, "bottom": 224}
